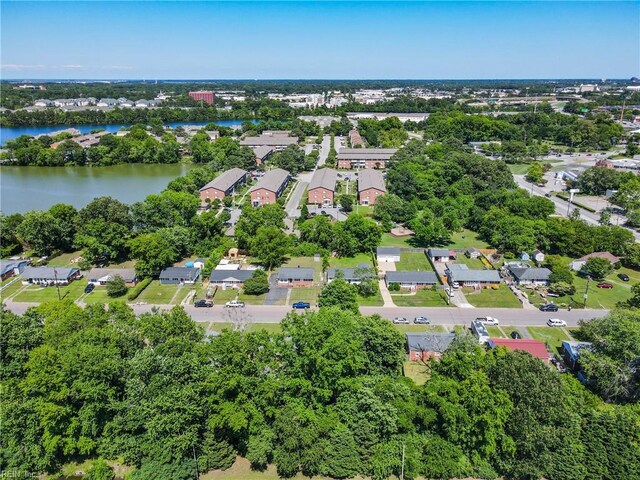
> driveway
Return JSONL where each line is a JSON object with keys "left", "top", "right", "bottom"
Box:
{"left": 264, "top": 273, "right": 288, "bottom": 305}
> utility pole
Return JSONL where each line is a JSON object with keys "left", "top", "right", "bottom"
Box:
{"left": 400, "top": 443, "right": 406, "bottom": 480}
{"left": 584, "top": 275, "right": 591, "bottom": 308}
{"left": 53, "top": 268, "right": 61, "bottom": 301}
{"left": 192, "top": 445, "right": 200, "bottom": 480}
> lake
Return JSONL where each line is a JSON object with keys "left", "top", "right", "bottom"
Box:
{"left": 1, "top": 163, "right": 192, "bottom": 214}
{"left": 0, "top": 119, "right": 250, "bottom": 145}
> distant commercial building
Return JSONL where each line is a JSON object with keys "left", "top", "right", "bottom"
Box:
{"left": 199, "top": 168, "right": 248, "bottom": 204}
{"left": 249, "top": 168, "right": 290, "bottom": 206}
{"left": 358, "top": 169, "right": 386, "bottom": 205}
{"left": 307, "top": 168, "right": 337, "bottom": 206}
{"left": 189, "top": 90, "right": 215, "bottom": 105}
{"left": 337, "top": 148, "right": 397, "bottom": 169}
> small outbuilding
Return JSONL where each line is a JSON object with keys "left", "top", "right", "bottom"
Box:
{"left": 377, "top": 247, "right": 401, "bottom": 263}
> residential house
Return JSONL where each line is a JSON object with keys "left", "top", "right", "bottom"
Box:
{"left": 253, "top": 145, "right": 274, "bottom": 165}
{"left": 386, "top": 271, "right": 438, "bottom": 290}
{"left": 571, "top": 252, "right": 621, "bottom": 271}
{"left": 562, "top": 341, "right": 593, "bottom": 371}
{"left": 508, "top": 266, "right": 552, "bottom": 286}
{"left": 199, "top": 168, "right": 248, "bottom": 204}
{"left": 520, "top": 251, "right": 531, "bottom": 262}
{"left": 358, "top": 169, "right": 386, "bottom": 205}
{"left": 406, "top": 333, "right": 456, "bottom": 361}
{"left": 337, "top": 148, "right": 398, "bottom": 169}
{"left": 308, "top": 168, "right": 338, "bottom": 206}
{"left": 377, "top": 247, "right": 401, "bottom": 263}
{"left": 87, "top": 268, "right": 138, "bottom": 287}
{"left": 531, "top": 249, "right": 545, "bottom": 264}
{"left": 428, "top": 248, "right": 457, "bottom": 263}
{"left": 21, "top": 267, "right": 81, "bottom": 285}
{"left": 249, "top": 168, "right": 291, "bottom": 206}
{"left": 208, "top": 270, "right": 254, "bottom": 289}
{"left": 488, "top": 338, "right": 550, "bottom": 364}
{"left": 446, "top": 264, "right": 501, "bottom": 288}
{"left": 0, "top": 259, "right": 29, "bottom": 281}
{"left": 326, "top": 263, "right": 372, "bottom": 284}
{"left": 97, "top": 98, "right": 117, "bottom": 107}
{"left": 466, "top": 248, "right": 482, "bottom": 259}
{"left": 276, "top": 267, "right": 314, "bottom": 287}
{"left": 159, "top": 267, "right": 200, "bottom": 285}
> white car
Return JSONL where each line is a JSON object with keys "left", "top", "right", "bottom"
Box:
{"left": 393, "top": 317, "right": 410, "bottom": 324}
{"left": 547, "top": 318, "right": 567, "bottom": 327}
{"left": 225, "top": 300, "right": 245, "bottom": 308}
{"left": 478, "top": 317, "right": 499, "bottom": 326}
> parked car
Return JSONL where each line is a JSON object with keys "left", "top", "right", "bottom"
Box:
{"left": 597, "top": 282, "right": 613, "bottom": 289}
{"left": 477, "top": 316, "right": 499, "bottom": 326}
{"left": 510, "top": 331, "right": 521, "bottom": 339}
{"left": 194, "top": 299, "right": 213, "bottom": 308}
{"left": 540, "top": 303, "right": 559, "bottom": 312}
{"left": 84, "top": 283, "right": 95, "bottom": 294}
{"left": 413, "top": 316, "right": 430, "bottom": 324}
{"left": 618, "top": 273, "right": 630, "bottom": 282}
{"left": 547, "top": 318, "right": 567, "bottom": 327}
{"left": 225, "top": 300, "right": 245, "bottom": 308}
{"left": 292, "top": 301, "right": 310, "bottom": 309}
{"left": 393, "top": 317, "right": 410, "bottom": 324}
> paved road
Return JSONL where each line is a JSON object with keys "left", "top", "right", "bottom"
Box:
{"left": 3, "top": 301, "right": 608, "bottom": 327}
{"left": 317, "top": 134, "right": 331, "bottom": 167}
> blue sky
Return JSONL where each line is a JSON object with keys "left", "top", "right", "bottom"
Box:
{"left": 1, "top": 1, "right": 638, "bottom": 79}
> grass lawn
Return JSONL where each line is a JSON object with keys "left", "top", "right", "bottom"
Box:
{"left": 528, "top": 326, "right": 572, "bottom": 354}
{"left": 487, "top": 326, "right": 505, "bottom": 338}
{"left": 508, "top": 163, "right": 531, "bottom": 175}
{"left": 205, "top": 322, "right": 283, "bottom": 335}
{"left": 357, "top": 290, "right": 384, "bottom": 306}
{"left": 47, "top": 250, "right": 84, "bottom": 267}
{"left": 212, "top": 288, "right": 240, "bottom": 303}
{"left": 393, "top": 324, "right": 447, "bottom": 333}
{"left": 446, "top": 228, "right": 490, "bottom": 250}
{"left": 464, "top": 285, "right": 522, "bottom": 308}
{"left": 136, "top": 280, "right": 180, "bottom": 304}
{"left": 403, "top": 361, "right": 430, "bottom": 386}
{"left": 353, "top": 205, "right": 374, "bottom": 217}
{"left": 289, "top": 286, "right": 322, "bottom": 305}
{"left": 82, "top": 288, "right": 127, "bottom": 305}
{"left": 391, "top": 289, "right": 450, "bottom": 307}
{"left": 281, "top": 256, "right": 323, "bottom": 281}
{"left": 396, "top": 252, "right": 432, "bottom": 271}
{"left": 108, "top": 259, "right": 137, "bottom": 269}
{"left": 13, "top": 282, "right": 86, "bottom": 303}
{"left": 0, "top": 279, "right": 27, "bottom": 300}
{"left": 454, "top": 255, "right": 488, "bottom": 270}
{"left": 330, "top": 253, "right": 373, "bottom": 268}
{"left": 380, "top": 233, "right": 416, "bottom": 248}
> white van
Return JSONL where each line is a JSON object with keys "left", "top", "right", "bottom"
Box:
{"left": 547, "top": 318, "right": 567, "bottom": 327}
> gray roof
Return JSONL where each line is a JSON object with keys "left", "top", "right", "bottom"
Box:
{"left": 448, "top": 267, "right": 501, "bottom": 283}
{"left": 200, "top": 168, "right": 248, "bottom": 193}
{"left": 327, "top": 263, "right": 371, "bottom": 281}
{"left": 277, "top": 267, "right": 314, "bottom": 281}
{"left": 406, "top": 333, "right": 456, "bottom": 353}
{"left": 240, "top": 135, "right": 298, "bottom": 147}
{"left": 250, "top": 168, "right": 290, "bottom": 193}
{"left": 22, "top": 266, "right": 79, "bottom": 281}
{"left": 308, "top": 168, "right": 338, "bottom": 192}
{"left": 386, "top": 271, "right": 438, "bottom": 284}
{"left": 428, "top": 248, "right": 453, "bottom": 258}
{"left": 1, "top": 259, "right": 28, "bottom": 276}
{"left": 159, "top": 267, "right": 200, "bottom": 279}
{"left": 377, "top": 247, "right": 400, "bottom": 256}
{"left": 253, "top": 145, "right": 274, "bottom": 159}
{"left": 509, "top": 267, "right": 551, "bottom": 281}
{"left": 209, "top": 270, "right": 254, "bottom": 282}
{"left": 337, "top": 148, "right": 397, "bottom": 160}
{"left": 358, "top": 169, "right": 386, "bottom": 193}
{"left": 87, "top": 268, "right": 137, "bottom": 283}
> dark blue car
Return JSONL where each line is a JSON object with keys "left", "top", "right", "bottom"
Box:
{"left": 292, "top": 302, "right": 310, "bottom": 309}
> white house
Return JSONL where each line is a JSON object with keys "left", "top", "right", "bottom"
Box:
{"left": 377, "top": 247, "right": 401, "bottom": 263}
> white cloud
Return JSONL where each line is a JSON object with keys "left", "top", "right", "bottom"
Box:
{"left": 1, "top": 64, "right": 47, "bottom": 70}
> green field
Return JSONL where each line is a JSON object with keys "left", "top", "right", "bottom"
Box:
{"left": 404, "top": 361, "right": 430, "bottom": 386}
{"left": 396, "top": 251, "right": 431, "bottom": 271}
{"left": 46, "top": 250, "right": 84, "bottom": 267}
{"left": 330, "top": 253, "right": 373, "bottom": 268}
{"left": 508, "top": 163, "right": 531, "bottom": 175}
{"left": 13, "top": 281, "right": 86, "bottom": 303}
{"left": 454, "top": 254, "right": 488, "bottom": 270}
{"left": 135, "top": 280, "right": 181, "bottom": 304}
{"left": 446, "top": 229, "right": 490, "bottom": 249}
{"left": 289, "top": 286, "right": 322, "bottom": 305}
{"left": 380, "top": 233, "right": 416, "bottom": 248}
{"left": 391, "top": 289, "right": 450, "bottom": 307}
{"left": 464, "top": 285, "right": 522, "bottom": 308}
{"left": 527, "top": 326, "right": 572, "bottom": 354}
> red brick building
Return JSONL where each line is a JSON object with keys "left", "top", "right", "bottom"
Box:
{"left": 337, "top": 148, "right": 397, "bottom": 169}
{"left": 307, "top": 168, "right": 337, "bottom": 206}
{"left": 199, "top": 168, "right": 248, "bottom": 205}
{"left": 358, "top": 168, "right": 386, "bottom": 205}
{"left": 189, "top": 90, "right": 215, "bottom": 105}
{"left": 249, "top": 168, "right": 290, "bottom": 206}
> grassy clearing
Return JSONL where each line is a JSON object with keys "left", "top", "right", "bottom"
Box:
{"left": 508, "top": 163, "right": 531, "bottom": 175}
{"left": 487, "top": 326, "right": 505, "bottom": 338}
{"left": 47, "top": 250, "right": 84, "bottom": 267}
{"left": 135, "top": 281, "right": 180, "bottom": 304}
{"left": 330, "top": 253, "right": 373, "bottom": 268}
{"left": 353, "top": 205, "right": 374, "bottom": 217}
{"left": 357, "top": 290, "right": 384, "bottom": 306}
{"left": 464, "top": 285, "right": 522, "bottom": 308}
{"left": 393, "top": 324, "right": 447, "bottom": 333}
{"left": 82, "top": 288, "right": 127, "bottom": 305}
{"left": 0, "top": 279, "right": 27, "bottom": 300}
{"left": 391, "top": 289, "right": 450, "bottom": 307}
{"left": 289, "top": 286, "right": 322, "bottom": 305}
{"left": 403, "top": 361, "right": 430, "bottom": 386}
{"left": 13, "top": 282, "right": 86, "bottom": 303}
{"left": 528, "top": 326, "right": 572, "bottom": 354}
{"left": 379, "top": 233, "right": 416, "bottom": 248}
{"left": 396, "top": 252, "right": 431, "bottom": 271}
{"left": 446, "top": 228, "right": 490, "bottom": 249}
{"left": 454, "top": 255, "right": 488, "bottom": 270}
{"left": 200, "top": 456, "right": 356, "bottom": 480}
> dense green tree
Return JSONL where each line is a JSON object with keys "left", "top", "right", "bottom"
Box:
{"left": 0, "top": 213, "right": 25, "bottom": 256}
{"left": 249, "top": 226, "right": 290, "bottom": 270}
{"left": 580, "top": 257, "right": 614, "bottom": 280}
{"left": 235, "top": 204, "right": 286, "bottom": 249}
{"left": 243, "top": 269, "right": 270, "bottom": 295}
{"left": 16, "top": 211, "right": 62, "bottom": 256}
{"left": 318, "top": 279, "right": 359, "bottom": 312}
{"left": 127, "top": 233, "right": 177, "bottom": 277}
{"left": 106, "top": 275, "right": 128, "bottom": 298}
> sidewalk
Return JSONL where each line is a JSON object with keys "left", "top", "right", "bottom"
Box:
{"left": 377, "top": 279, "right": 395, "bottom": 307}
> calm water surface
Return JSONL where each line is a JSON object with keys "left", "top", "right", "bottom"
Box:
{"left": 1, "top": 163, "right": 192, "bottom": 214}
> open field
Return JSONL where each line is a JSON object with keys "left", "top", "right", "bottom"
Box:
{"left": 446, "top": 229, "right": 490, "bottom": 249}
{"left": 454, "top": 255, "right": 488, "bottom": 270}
{"left": 391, "top": 289, "right": 450, "bottom": 307}
{"left": 13, "top": 282, "right": 86, "bottom": 303}
{"left": 527, "top": 326, "right": 573, "bottom": 354}
{"left": 47, "top": 250, "right": 83, "bottom": 267}
{"left": 330, "top": 253, "right": 373, "bottom": 268}
{"left": 289, "top": 286, "right": 322, "bottom": 305}
{"left": 136, "top": 280, "right": 182, "bottom": 304}
{"left": 396, "top": 251, "right": 431, "bottom": 271}
{"left": 464, "top": 285, "right": 522, "bottom": 308}
{"left": 379, "top": 233, "right": 416, "bottom": 248}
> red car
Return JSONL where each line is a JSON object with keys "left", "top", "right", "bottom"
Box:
{"left": 597, "top": 282, "right": 613, "bottom": 289}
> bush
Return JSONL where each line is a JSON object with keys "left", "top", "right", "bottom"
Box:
{"left": 244, "top": 269, "right": 270, "bottom": 295}
{"left": 388, "top": 283, "right": 401, "bottom": 291}
{"left": 127, "top": 277, "right": 152, "bottom": 300}
{"left": 106, "top": 275, "right": 128, "bottom": 298}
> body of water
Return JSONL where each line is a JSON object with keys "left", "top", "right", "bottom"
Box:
{"left": 0, "top": 119, "right": 250, "bottom": 145}
{"left": 1, "top": 163, "right": 192, "bottom": 214}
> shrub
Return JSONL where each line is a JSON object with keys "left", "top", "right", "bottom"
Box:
{"left": 127, "top": 277, "right": 152, "bottom": 300}
{"left": 106, "top": 275, "right": 128, "bottom": 298}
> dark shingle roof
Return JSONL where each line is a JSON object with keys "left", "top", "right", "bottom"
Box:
{"left": 406, "top": 333, "right": 456, "bottom": 353}
{"left": 308, "top": 168, "right": 337, "bottom": 192}
{"left": 250, "top": 168, "right": 290, "bottom": 193}
{"left": 386, "top": 271, "right": 437, "bottom": 284}
{"left": 509, "top": 267, "right": 551, "bottom": 281}
{"left": 200, "top": 168, "right": 247, "bottom": 193}
{"left": 209, "top": 270, "right": 254, "bottom": 282}
{"left": 277, "top": 267, "right": 314, "bottom": 281}
{"left": 377, "top": 247, "right": 400, "bottom": 256}
{"left": 159, "top": 267, "right": 200, "bottom": 279}
{"left": 358, "top": 169, "right": 386, "bottom": 193}
{"left": 22, "top": 266, "right": 79, "bottom": 280}
{"left": 327, "top": 263, "right": 371, "bottom": 281}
